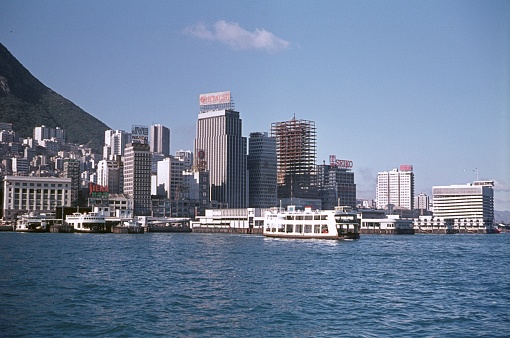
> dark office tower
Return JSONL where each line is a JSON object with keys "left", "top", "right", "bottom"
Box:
{"left": 317, "top": 155, "right": 356, "bottom": 209}
{"left": 63, "top": 159, "right": 80, "bottom": 206}
{"left": 150, "top": 124, "right": 170, "bottom": 157}
{"left": 193, "top": 91, "right": 247, "bottom": 208}
{"left": 271, "top": 117, "right": 317, "bottom": 199}
{"left": 248, "top": 132, "right": 277, "bottom": 208}
{"left": 123, "top": 142, "right": 152, "bottom": 215}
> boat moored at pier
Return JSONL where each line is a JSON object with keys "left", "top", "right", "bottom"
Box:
{"left": 66, "top": 212, "right": 107, "bottom": 233}
{"left": 263, "top": 205, "right": 360, "bottom": 240}
{"left": 15, "top": 213, "right": 48, "bottom": 232}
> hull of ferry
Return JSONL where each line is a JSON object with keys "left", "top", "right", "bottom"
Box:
{"left": 66, "top": 212, "right": 107, "bottom": 233}
{"left": 15, "top": 215, "right": 48, "bottom": 232}
{"left": 263, "top": 232, "right": 359, "bottom": 240}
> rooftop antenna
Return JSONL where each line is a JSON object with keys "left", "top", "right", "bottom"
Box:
{"left": 473, "top": 168, "right": 479, "bottom": 181}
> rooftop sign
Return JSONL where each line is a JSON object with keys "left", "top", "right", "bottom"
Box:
{"left": 329, "top": 155, "right": 353, "bottom": 169}
{"left": 131, "top": 124, "right": 149, "bottom": 144}
{"left": 199, "top": 91, "right": 231, "bottom": 106}
{"left": 199, "top": 91, "right": 234, "bottom": 113}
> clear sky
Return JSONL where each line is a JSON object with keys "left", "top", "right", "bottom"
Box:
{"left": 1, "top": 0, "right": 509, "bottom": 210}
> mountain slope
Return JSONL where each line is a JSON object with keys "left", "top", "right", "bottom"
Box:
{"left": 0, "top": 43, "right": 109, "bottom": 152}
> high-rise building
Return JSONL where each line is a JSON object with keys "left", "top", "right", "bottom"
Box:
{"left": 149, "top": 124, "right": 170, "bottom": 156}
{"left": 271, "top": 117, "right": 317, "bottom": 199}
{"left": 193, "top": 91, "right": 247, "bottom": 208}
{"left": 123, "top": 142, "right": 152, "bottom": 215}
{"left": 156, "top": 156, "right": 185, "bottom": 200}
{"left": 151, "top": 153, "right": 166, "bottom": 175}
{"left": 247, "top": 132, "right": 277, "bottom": 208}
{"left": 97, "top": 157, "right": 124, "bottom": 194}
{"left": 63, "top": 159, "right": 80, "bottom": 206}
{"left": 182, "top": 170, "right": 210, "bottom": 215}
{"left": 33, "top": 125, "right": 65, "bottom": 145}
{"left": 12, "top": 157, "right": 29, "bottom": 175}
{"left": 103, "top": 130, "right": 131, "bottom": 160}
{"left": 376, "top": 165, "right": 414, "bottom": 210}
{"left": 414, "top": 193, "right": 430, "bottom": 211}
{"left": 317, "top": 156, "right": 356, "bottom": 209}
{"left": 432, "top": 181, "right": 494, "bottom": 228}
{"left": 175, "top": 150, "right": 193, "bottom": 170}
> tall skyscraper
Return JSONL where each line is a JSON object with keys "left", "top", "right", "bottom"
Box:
{"left": 123, "top": 142, "right": 152, "bottom": 215}
{"left": 376, "top": 165, "right": 414, "bottom": 210}
{"left": 432, "top": 180, "right": 494, "bottom": 228}
{"left": 248, "top": 132, "right": 277, "bottom": 208}
{"left": 194, "top": 91, "right": 247, "bottom": 208}
{"left": 149, "top": 124, "right": 170, "bottom": 156}
{"left": 271, "top": 117, "right": 317, "bottom": 199}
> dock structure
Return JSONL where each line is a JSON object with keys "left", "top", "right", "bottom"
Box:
{"left": 191, "top": 208, "right": 265, "bottom": 234}
{"left": 358, "top": 209, "right": 415, "bottom": 234}
{"left": 112, "top": 225, "right": 145, "bottom": 234}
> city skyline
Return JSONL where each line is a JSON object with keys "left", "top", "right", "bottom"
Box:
{"left": 1, "top": 1, "right": 509, "bottom": 210}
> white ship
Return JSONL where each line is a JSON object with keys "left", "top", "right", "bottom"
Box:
{"left": 263, "top": 205, "right": 360, "bottom": 240}
{"left": 15, "top": 213, "right": 48, "bottom": 232}
{"left": 66, "top": 212, "right": 107, "bottom": 233}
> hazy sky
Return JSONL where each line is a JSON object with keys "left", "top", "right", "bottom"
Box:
{"left": 1, "top": 0, "right": 509, "bottom": 210}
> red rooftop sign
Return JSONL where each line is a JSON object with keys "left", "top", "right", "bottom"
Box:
{"left": 199, "top": 91, "right": 231, "bottom": 106}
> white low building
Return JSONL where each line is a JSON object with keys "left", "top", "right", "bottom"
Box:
{"left": 3, "top": 175, "right": 72, "bottom": 220}
{"left": 432, "top": 180, "right": 494, "bottom": 231}
{"left": 191, "top": 208, "right": 267, "bottom": 233}
{"left": 359, "top": 213, "right": 414, "bottom": 234}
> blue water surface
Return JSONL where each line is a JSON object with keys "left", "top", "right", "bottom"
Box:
{"left": 1, "top": 232, "right": 509, "bottom": 337}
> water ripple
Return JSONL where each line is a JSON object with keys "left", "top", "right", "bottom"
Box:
{"left": 1, "top": 233, "right": 509, "bottom": 337}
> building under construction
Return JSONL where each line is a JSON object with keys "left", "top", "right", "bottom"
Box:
{"left": 271, "top": 117, "right": 317, "bottom": 200}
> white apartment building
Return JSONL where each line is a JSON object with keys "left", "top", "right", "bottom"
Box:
{"left": 12, "top": 158, "right": 29, "bottom": 175}
{"left": 33, "top": 125, "right": 65, "bottom": 145}
{"left": 103, "top": 129, "right": 131, "bottom": 160}
{"left": 2, "top": 176, "right": 72, "bottom": 219}
{"left": 414, "top": 193, "right": 430, "bottom": 211}
{"left": 156, "top": 156, "right": 185, "bottom": 200}
{"left": 376, "top": 165, "right": 414, "bottom": 210}
{"left": 432, "top": 180, "right": 494, "bottom": 229}
{"left": 97, "top": 158, "right": 124, "bottom": 194}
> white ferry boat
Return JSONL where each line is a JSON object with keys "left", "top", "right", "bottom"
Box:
{"left": 15, "top": 213, "right": 48, "bottom": 232}
{"left": 66, "top": 212, "right": 107, "bottom": 233}
{"left": 263, "top": 205, "right": 360, "bottom": 240}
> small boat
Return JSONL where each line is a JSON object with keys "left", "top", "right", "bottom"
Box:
{"left": 263, "top": 205, "right": 360, "bottom": 240}
{"left": 66, "top": 212, "right": 107, "bottom": 233}
{"left": 15, "top": 213, "right": 48, "bottom": 232}
{"left": 486, "top": 227, "right": 501, "bottom": 234}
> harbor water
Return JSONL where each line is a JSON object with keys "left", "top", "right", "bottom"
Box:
{"left": 1, "top": 233, "right": 509, "bottom": 337}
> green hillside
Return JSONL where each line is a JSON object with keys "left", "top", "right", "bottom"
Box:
{"left": 0, "top": 43, "right": 109, "bottom": 152}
